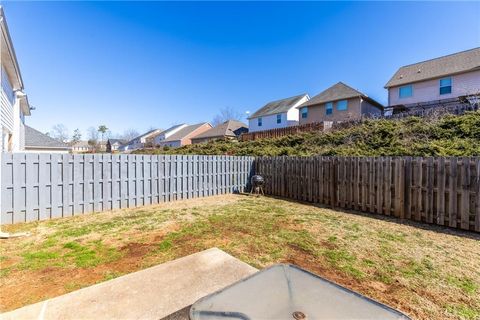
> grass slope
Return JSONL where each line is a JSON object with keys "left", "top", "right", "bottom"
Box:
{"left": 1, "top": 195, "right": 479, "bottom": 319}
{"left": 137, "top": 111, "right": 480, "bottom": 156}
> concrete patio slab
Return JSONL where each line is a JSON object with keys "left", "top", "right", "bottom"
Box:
{"left": 1, "top": 248, "right": 257, "bottom": 320}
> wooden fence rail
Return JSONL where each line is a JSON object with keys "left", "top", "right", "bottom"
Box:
{"left": 255, "top": 156, "right": 480, "bottom": 232}
{"left": 240, "top": 122, "right": 324, "bottom": 141}
{"left": 1, "top": 153, "right": 254, "bottom": 224}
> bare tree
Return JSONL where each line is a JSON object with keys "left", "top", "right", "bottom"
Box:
{"left": 211, "top": 107, "right": 244, "bottom": 126}
{"left": 87, "top": 126, "right": 99, "bottom": 143}
{"left": 49, "top": 124, "right": 69, "bottom": 142}
{"left": 120, "top": 129, "right": 140, "bottom": 141}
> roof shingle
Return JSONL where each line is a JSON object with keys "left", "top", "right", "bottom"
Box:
{"left": 385, "top": 47, "right": 480, "bottom": 88}
{"left": 162, "top": 123, "right": 211, "bottom": 142}
{"left": 192, "top": 120, "right": 247, "bottom": 139}
{"left": 299, "top": 82, "right": 381, "bottom": 108}
{"left": 25, "top": 125, "right": 70, "bottom": 149}
{"left": 249, "top": 94, "right": 308, "bottom": 119}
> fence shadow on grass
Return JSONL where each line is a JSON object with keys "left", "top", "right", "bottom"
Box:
{"left": 261, "top": 194, "right": 480, "bottom": 241}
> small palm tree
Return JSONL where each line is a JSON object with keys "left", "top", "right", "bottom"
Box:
{"left": 98, "top": 125, "right": 108, "bottom": 142}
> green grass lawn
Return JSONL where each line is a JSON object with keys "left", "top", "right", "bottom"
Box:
{"left": 1, "top": 195, "right": 479, "bottom": 319}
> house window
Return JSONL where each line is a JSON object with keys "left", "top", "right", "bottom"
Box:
{"left": 276, "top": 114, "right": 281, "bottom": 124}
{"left": 439, "top": 77, "right": 452, "bottom": 95}
{"left": 336, "top": 100, "right": 348, "bottom": 111}
{"left": 326, "top": 102, "right": 333, "bottom": 115}
{"left": 301, "top": 107, "right": 308, "bottom": 118}
{"left": 258, "top": 117, "right": 262, "bottom": 127}
{"left": 399, "top": 85, "right": 413, "bottom": 98}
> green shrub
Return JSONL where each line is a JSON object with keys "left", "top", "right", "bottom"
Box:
{"left": 134, "top": 111, "right": 480, "bottom": 157}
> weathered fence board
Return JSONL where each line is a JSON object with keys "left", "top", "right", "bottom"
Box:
{"left": 1, "top": 153, "right": 254, "bottom": 224}
{"left": 256, "top": 156, "right": 480, "bottom": 232}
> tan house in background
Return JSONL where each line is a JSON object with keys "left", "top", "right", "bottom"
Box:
{"left": 297, "top": 82, "right": 383, "bottom": 125}
{"left": 157, "top": 122, "right": 212, "bottom": 148}
{"left": 385, "top": 47, "right": 480, "bottom": 110}
{"left": 191, "top": 120, "right": 248, "bottom": 144}
{"left": 71, "top": 140, "right": 92, "bottom": 153}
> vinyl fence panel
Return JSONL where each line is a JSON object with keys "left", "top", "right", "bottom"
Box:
{"left": 1, "top": 153, "right": 254, "bottom": 224}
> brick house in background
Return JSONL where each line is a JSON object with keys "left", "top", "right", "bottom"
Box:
{"left": 385, "top": 47, "right": 480, "bottom": 112}
{"left": 297, "top": 82, "right": 383, "bottom": 126}
{"left": 157, "top": 122, "right": 212, "bottom": 148}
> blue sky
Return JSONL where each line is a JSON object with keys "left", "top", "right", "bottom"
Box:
{"left": 3, "top": 1, "right": 480, "bottom": 138}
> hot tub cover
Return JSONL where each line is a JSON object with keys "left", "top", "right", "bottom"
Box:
{"left": 190, "top": 264, "right": 410, "bottom": 320}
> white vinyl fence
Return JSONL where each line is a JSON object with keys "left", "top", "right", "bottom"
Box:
{"left": 1, "top": 153, "right": 254, "bottom": 224}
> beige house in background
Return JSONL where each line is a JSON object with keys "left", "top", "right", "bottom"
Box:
{"left": 71, "top": 140, "right": 92, "bottom": 153}
{"left": 385, "top": 47, "right": 480, "bottom": 110}
{"left": 297, "top": 82, "right": 383, "bottom": 125}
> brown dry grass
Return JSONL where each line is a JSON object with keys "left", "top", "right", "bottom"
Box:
{"left": 1, "top": 194, "right": 479, "bottom": 319}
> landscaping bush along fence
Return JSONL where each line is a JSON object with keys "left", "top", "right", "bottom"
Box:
{"left": 2, "top": 153, "right": 480, "bottom": 232}
{"left": 1, "top": 153, "right": 254, "bottom": 224}
{"left": 255, "top": 156, "right": 480, "bottom": 232}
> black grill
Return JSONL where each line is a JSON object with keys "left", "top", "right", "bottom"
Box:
{"left": 250, "top": 175, "right": 264, "bottom": 195}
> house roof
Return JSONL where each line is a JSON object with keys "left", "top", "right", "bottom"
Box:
{"left": 162, "top": 123, "right": 211, "bottom": 142}
{"left": 0, "top": 6, "right": 23, "bottom": 90}
{"left": 192, "top": 120, "right": 247, "bottom": 139}
{"left": 160, "top": 124, "right": 187, "bottom": 137}
{"left": 1, "top": 6, "right": 30, "bottom": 116}
{"left": 108, "top": 139, "right": 127, "bottom": 145}
{"left": 299, "top": 82, "right": 383, "bottom": 108}
{"left": 385, "top": 47, "right": 480, "bottom": 88}
{"left": 71, "top": 140, "right": 91, "bottom": 148}
{"left": 128, "top": 128, "right": 163, "bottom": 144}
{"left": 25, "top": 125, "right": 70, "bottom": 149}
{"left": 248, "top": 94, "right": 308, "bottom": 119}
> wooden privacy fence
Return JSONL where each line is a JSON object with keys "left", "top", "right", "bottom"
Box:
{"left": 256, "top": 156, "right": 480, "bottom": 232}
{"left": 1, "top": 153, "right": 254, "bottom": 224}
{"left": 240, "top": 122, "right": 324, "bottom": 141}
